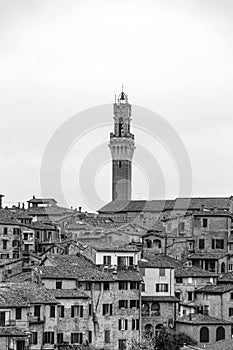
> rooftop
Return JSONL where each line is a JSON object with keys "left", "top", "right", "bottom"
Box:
{"left": 98, "top": 197, "right": 233, "bottom": 213}
{"left": 0, "top": 327, "right": 28, "bottom": 337}
{"left": 139, "top": 254, "right": 181, "bottom": 268}
{"left": 196, "top": 283, "right": 233, "bottom": 294}
{"left": 175, "top": 265, "right": 218, "bottom": 278}
{"left": 0, "top": 282, "right": 58, "bottom": 307}
{"left": 177, "top": 313, "right": 232, "bottom": 325}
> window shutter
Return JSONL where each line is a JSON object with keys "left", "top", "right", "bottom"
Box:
{"left": 51, "top": 332, "right": 54, "bottom": 344}
{"left": 119, "top": 319, "right": 121, "bottom": 330}
{"left": 71, "top": 306, "right": 74, "bottom": 317}
{"left": 80, "top": 306, "right": 83, "bottom": 318}
{"left": 125, "top": 319, "right": 128, "bottom": 330}
{"left": 137, "top": 300, "right": 139, "bottom": 308}
{"left": 126, "top": 300, "right": 128, "bottom": 308}
{"left": 132, "top": 319, "right": 135, "bottom": 330}
{"left": 136, "top": 319, "right": 139, "bottom": 330}
{"left": 110, "top": 304, "right": 112, "bottom": 315}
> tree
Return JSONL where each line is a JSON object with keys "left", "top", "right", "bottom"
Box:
{"left": 129, "top": 327, "right": 196, "bottom": 350}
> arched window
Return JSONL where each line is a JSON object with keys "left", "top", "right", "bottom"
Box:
{"left": 216, "top": 326, "right": 225, "bottom": 341}
{"left": 200, "top": 327, "right": 209, "bottom": 343}
{"left": 145, "top": 239, "right": 152, "bottom": 248}
{"left": 145, "top": 324, "right": 153, "bottom": 335}
{"left": 155, "top": 324, "right": 163, "bottom": 336}
{"left": 142, "top": 303, "right": 149, "bottom": 316}
{"left": 153, "top": 239, "right": 162, "bottom": 249}
{"left": 221, "top": 262, "right": 225, "bottom": 273}
{"left": 12, "top": 240, "right": 19, "bottom": 248}
{"left": 151, "top": 303, "right": 160, "bottom": 316}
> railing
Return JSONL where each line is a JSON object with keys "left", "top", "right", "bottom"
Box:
{"left": 29, "top": 315, "right": 45, "bottom": 323}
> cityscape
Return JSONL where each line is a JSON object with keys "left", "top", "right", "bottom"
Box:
{"left": 1, "top": 90, "right": 233, "bottom": 350}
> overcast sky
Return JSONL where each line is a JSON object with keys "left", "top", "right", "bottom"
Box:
{"left": 1, "top": 0, "right": 233, "bottom": 211}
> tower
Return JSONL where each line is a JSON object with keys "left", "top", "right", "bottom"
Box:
{"left": 109, "top": 88, "right": 135, "bottom": 201}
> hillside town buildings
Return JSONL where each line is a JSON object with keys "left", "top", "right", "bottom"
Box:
{"left": 1, "top": 90, "right": 233, "bottom": 349}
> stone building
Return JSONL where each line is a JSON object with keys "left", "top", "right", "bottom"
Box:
{"left": 139, "top": 254, "right": 178, "bottom": 335}
{"left": 176, "top": 313, "right": 233, "bottom": 350}
{"left": 0, "top": 282, "right": 58, "bottom": 350}
{"left": 39, "top": 254, "right": 142, "bottom": 349}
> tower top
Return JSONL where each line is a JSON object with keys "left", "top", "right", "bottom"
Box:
{"left": 117, "top": 84, "right": 128, "bottom": 104}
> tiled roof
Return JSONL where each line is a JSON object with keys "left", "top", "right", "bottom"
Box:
{"left": 40, "top": 255, "right": 142, "bottom": 282}
{"left": 30, "top": 221, "right": 58, "bottom": 230}
{"left": 192, "top": 210, "right": 232, "bottom": 217}
{"left": 0, "top": 327, "right": 28, "bottom": 337}
{"left": 51, "top": 289, "right": 89, "bottom": 299}
{"left": 177, "top": 313, "right": 232, "bottom": 325}
{"left": 116, "top": 269, "right": 142, "bottom": 281}
{"left": 175, "top": 265, "right": 218, "bottom": 278}
{"left": 26, "top": 204, "right": 73, "bottom": 216}
{"left": 98, "top": 200, "right": 170, "bottom": 213}
{"left": 218, "top": 271, "right": 233, "bottom": 283}
{"left": 0, "top": 282, "right": 58, "bottom": 306}
{"left": 27, "top": 197, "right": 57, "bottom": 204}
{"left": 6, "top": 272, "right": 33, "bottom": 283}
{"left": 0, "top": 209, "right": 20, "bottom": 225}
{"left": 98, "top": 197, "right": 233, "bottom": 213}
{"left": 93, "top": 245, "right": 139, "bottom": 252}
{"left": 139, "top": 254, "right": 181, "bottom": 268}
{"left": 188, "top": 252, "right": 227, "bottom": 260}
{"left": 196, "top": 283, "right": 233, "bottom": 294}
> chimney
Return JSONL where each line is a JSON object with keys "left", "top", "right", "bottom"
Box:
{"left": 0, "top": 195, "right": 4, "bottom": 209}
{"left": 79, "top": 206, "right": 82, "bottom": 213}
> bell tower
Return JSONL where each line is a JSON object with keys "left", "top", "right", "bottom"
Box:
{"left": 109, "top": 88, "right": 135, "bottom": 201}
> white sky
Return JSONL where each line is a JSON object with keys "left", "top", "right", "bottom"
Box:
{"left": 0, "top": 0, "right": 233, "bottom": 211}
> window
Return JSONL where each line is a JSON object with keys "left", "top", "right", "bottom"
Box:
{"left": 187, "top": 277, "right": 193, "bottom": 284}
{"left": 34, "top": 305, "right": 41, "bottom": 319}
{"left": 30, "top": 332, "right": 38, "bottom": 345}
{"left": 132, "top": 319, "right": 139, "bottom": 330}
{"left": 105, "top": 330, "right": 110, "bottom": 343}
{"left": 2, "top": 240, "right": 7, "bottom": 250}
{"left": 71, "top": 305, "right": 83, "bottom": 318}
{"left": 199, "top": 239, "right": 205, "bottom": 249}
{"left": 151, "top": 303, "right": 160, "bottom": 316}
{"left": 89, "top": 304, "right": 92, "bottom": 316}
{"left": 16, "top": 307, "right": 22, "bottom": 320}
{"left": 203, "top": 305, "right": 209, "bottom": 315}
{"left": 130, "top": 300, "right": 139, "bottom": 309}
{"left": 71, "top": 333, "right": 83, "bottom": 344}
{"left": 178, "top": 222, "right": 185, "bottom": 233}
{"left": 119, "top": 319, "right": 128, "bottom": 330}
{"left": 229, "top": 264, "right": 233, "bottom": 271}
{"left": 200, "top": 327, "right": 209, "bottom": 343}
{"left": 141, "top": 303, "right": 149, "bottom": 316}
{"left": 117, "top": 256, "right": 133, "bottom": 266}
{"left": 156, "top": 284, "right": 168, "bottom": 292}
{"left": 141, "top": 283, "right": 145, "bottom": 292}
{"left": 202, "top": 218, "right": 208, "bottom": 228}
{"left": 212, "top": 239, "right": 224, "bottom": 250}
{"left": 50, "top": 305, "right": 55, "bottom": 318}
{"left": 3, "top": 228, "right": 7, "bottom": 235}
{"left": 159, "top": 268, "right": 165, "bottom": 277}
{"left": 85, "top": 282, "right": 91, "bottom": 290}
{"left": 176, "top": 277, "right": 183, "bottom": 284}
{"left": 57, "top": 333, "right": 63, "bottom": 344}
{"left": 216, "top": 326, "right": 225, "bottom": 341}
{"left": 103, "top": 304, "right": 113, "bottom": 316}
{"left": 88, "top": 331, "right": 92, "bottom": 344}
{"left": 56, "top": 280, "right": 62, "bottom": 289}
{"left": 229, "top": 308, "right": 233, "bottom": 316}
{"left": 188, "top": 292, "right": 193, "bottom": 301}
{"left": 119, "top": 282, "right": 128, "bottom": 290}
{"left": 119, "top": 300, "right": 128, "bottom": 309}
{"left": 57, "top": 305, "right": 64, "bottom": 318}
{"left": 130, "top": 281, "right": 139, "bottom": 290}
{"left": 119, "top": 339, "right": 127, "bottom": 350}
{"left": 103, "top": 256, "right": 111, "bottom": 266}
{"left": 43, "top": 332, "right": 54, "bottom": 344}
{"left": 103, "top": 282, "right": 110, "bottom": 290}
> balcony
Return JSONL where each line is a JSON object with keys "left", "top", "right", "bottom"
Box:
{"left": 4, "top": 319, "right": 16, "bottom": 326}
{"left": 29, "top": 315, "right": 45, "bottom": 324}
